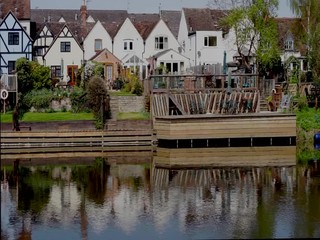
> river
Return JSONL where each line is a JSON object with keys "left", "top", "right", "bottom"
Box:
{"left": 1, "top": 151, "right": 320, "bottom": 239}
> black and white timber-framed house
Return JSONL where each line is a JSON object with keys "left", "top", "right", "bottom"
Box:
{"left": 0, "top": 11, "right": 33, "bottom": 76}
{"left": 0, "top": 0, "right": 33, "bottom": 77}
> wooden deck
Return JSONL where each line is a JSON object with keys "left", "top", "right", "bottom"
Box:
{"left": 154, "top": 112, "right": 296, "bottom": 141}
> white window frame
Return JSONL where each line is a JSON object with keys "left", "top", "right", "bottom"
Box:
{"left": 124, "top": 39, "right": 133, "bottom": 51}
{"left": 155, "top": 36, "right": 168, "bottom": 50}
{"left": 94, "top": 39, "right": 102, "bottom": 51}
{"left": 284, "top": 39, "right": 294, "bottom": 51}
{"left": 204, "top": 36, "right": 217, "bottom": 47}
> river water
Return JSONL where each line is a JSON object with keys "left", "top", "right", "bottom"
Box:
{"left": 1, "top": 151, "right": 320, "bottom": 240}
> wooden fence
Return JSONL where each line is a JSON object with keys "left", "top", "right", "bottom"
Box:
{"left": 152, "top": 91, "right": 260, "bottom": 117}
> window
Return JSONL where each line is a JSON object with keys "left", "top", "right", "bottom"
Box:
{"left": 51, "top": 66, "right": 61, "bottom": 78}
{"left": 155, "top": 36, "right": 168, "bottom": 50}
{"left": 8, "top": 61, "right": 16, "bottom": 73}
{"left": 124, "top": 40, "right": 133, "bottom": 50}
{"left": 8, "top": 32, "right": 19, "bottom": 45}
{"left": 95, "top": 39, "right": 102, "bottom": 51}
{"left": 285, "top": 39, "right": 294, "bottom": 51}
{"left": 204, "top": 36, "right": 217, "bottom": 47}
{"left": 60, "top": 42, "right": 71, "bottom": 52}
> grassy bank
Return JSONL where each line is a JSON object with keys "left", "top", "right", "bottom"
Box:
{"left": 0, "top": 111, "right": 150, "bottom": 123}
{"left": 0, "top": 111, "right": 94, "bottom": 123}
{"left": 296, "top": 108, "right": 320, "bottom": 163}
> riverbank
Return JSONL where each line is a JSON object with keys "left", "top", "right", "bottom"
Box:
{"left": 0, "top": 119, "right": 152, "bottom": 132}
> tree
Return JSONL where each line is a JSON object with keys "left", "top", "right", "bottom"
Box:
{"left": 30, "top": 62, "right": 51, "bottom": 90}
{"left": 288, "top": 0, "right": 320, "bottom": 82}
{"left": 209, "top": 0, "right": 280, "bottom": 74}
{"left": 16, "top": 58, "right": 51, "bottom": 93}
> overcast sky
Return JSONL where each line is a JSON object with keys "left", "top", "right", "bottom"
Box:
{"left": 31, "top": 0, "right": 295, "bottom": 17}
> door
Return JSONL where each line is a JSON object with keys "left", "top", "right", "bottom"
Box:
{"left": 67, "top": 65, "right": 78, "bottom": 86}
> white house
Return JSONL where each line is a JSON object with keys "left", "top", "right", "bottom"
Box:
{"left": 113, "top": 18, "right": 147, "bottom": 78}
{"left": 0, "top": 11, "right": 33, "bottom": 76}
{"left": 275, "top": 18, "right": 307, "bottom": 73}
{"left": 178, "top": 8, "right": 231, "bottom": 67}
{"left": 43, "top": 24, "right": 84, "bottom": 84}
{"left": 148, "top": 49, "right": 190, "bottom": 75}
{"left": 144, "top": 19, "right": 181, "bottom": 61}
{"left": 83, "top": 20, "right": 113, "bottom": 60}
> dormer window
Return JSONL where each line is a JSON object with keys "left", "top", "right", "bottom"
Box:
{"left": 284, "top": 35, "right": 294, "bottom": 51}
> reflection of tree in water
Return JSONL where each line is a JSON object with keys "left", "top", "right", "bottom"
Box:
{"left": 72, "top": 157, "right": 110, "bottom": 205}
{"left": 17, "top": 167, "right": 52, "bottom": 215}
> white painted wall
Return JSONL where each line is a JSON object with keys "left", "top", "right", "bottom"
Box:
{"left": 193, "top": 31, "right": 225, "bottom": 66}
{"left": 157, "top": 50, "right": 190, "bottom": 73}
{"left": 44, "top": 26, "right": 83, "bottom": 81}
{"left": 113, "top": 18, "right": 145, "bottom": 62}
{"left": 144, "top": 19, "right": 181, "bottom": 59}
{"left": 83, "top": 21, "right": 113, "bottom": 60}
{"left": 177, "top": 10, "right": 188, "bottom": 55}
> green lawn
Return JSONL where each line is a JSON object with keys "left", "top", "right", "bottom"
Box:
{"left": 117, "top": 112, "right": 150, "bottom": 120}
{"left": 0, "top": 111, "right": 150, "bottom": 123}
{"left": 0, "top": 111, "right": 94, "bottom": 123}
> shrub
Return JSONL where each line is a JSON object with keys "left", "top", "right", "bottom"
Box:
{"left": 87, "top": 76, "right": 111, "bottom": 129}
{"left": 69, "top": 87, "right": 89, "bottom": 113}
{"left": 24, "top": 89, "right": 53, "bottom": 111}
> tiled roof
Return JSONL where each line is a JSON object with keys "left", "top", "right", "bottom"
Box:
{"left": 0, "top": 0, "right": 30, "bottom": 20}
{"left": 274, "top": 17, "right": 306, "bottom": 53}
{"left": 183, "top": 8, "right": 228, "bottom": 32}
{"left": 133, "top": 20, "right": 158, "bottom": 40}
{"left": 129, "top": 13, "right": 159, "bottom": 23}
{"left": 161, "top": 10, "right": 181, "bottom": 38}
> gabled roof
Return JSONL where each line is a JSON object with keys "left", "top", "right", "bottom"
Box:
{"left": 129, "top": 13, "right": 159, "bottom": 23}
{"left": 30, "top": 9, "right": 128, "bottom": 24}
{"left": 43, "top": 24, "right": 84, "bottom": 58}
{"left": 89, "top": 48, "right": 121, "bottom": 63}
{"left": 0, "top": 0, "right": 30, "bottom": 20}
{"left": 274, "top": 17, "right": 306, "bottom": 54}
{"left": 150, "top": 48, "right": 189, "bottom": 60}
{"left": 183, "top": 8, "right": 228, "bottom": 33}
{"left": 160, "top": 10, "right": 181, "bottom": 39}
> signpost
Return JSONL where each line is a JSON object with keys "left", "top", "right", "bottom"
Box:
{"left": 1, "top": 89, "right": 9, "bottom": 113}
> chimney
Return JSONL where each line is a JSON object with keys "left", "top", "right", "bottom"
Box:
{"left": 80, "top": 2, "right": 87, "bottom": 34}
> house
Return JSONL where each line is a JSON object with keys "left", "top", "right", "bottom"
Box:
{"left": 147, "top": 49, "right": 190, "bottom": 75}
{"left": 143, "top": 18, "right": 182, "bottom": 66}
{"left": 275, "top": 18, "right": 307, "bottom": 74}
{"left": 0, "top": 11, "right": 33, "bottom": 76}
{"left": 43, "top": 24, "right": 84, "bottom": 84}
{"left": 33, "top": 23, "right": 64, "bottom": 65}
{"left": 114, "top": 16, "right": 156, "bottom": 79}
{"left": 89, "top": 48, "right": 122, "bottom": 85}
{"left": 178, "top": 8, "right": 230, "bottom": 67}
{"left": 0, "top": 0, "right": 31, "bottom": 35}
{"left": 83, "top": 20, "right": 112, "bottom": 61}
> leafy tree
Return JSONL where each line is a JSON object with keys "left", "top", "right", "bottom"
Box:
{"left": 87, "top": 76, "right": 110, "bottom": 129}
{"left": 16, "top": 58, "right": 33, "bottom": 95}
{"left": 31, "top": 62, "right": 51, "bottom": 90}
{"left": 288, "top": 0, "right": 320, "bottom": 82}
{"left": 209, "top": 0, "right": 280, "bottom": 74}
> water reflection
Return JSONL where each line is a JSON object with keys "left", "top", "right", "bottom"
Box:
{"left": 1, "top": 155, "right": 320, "bottom": 239}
